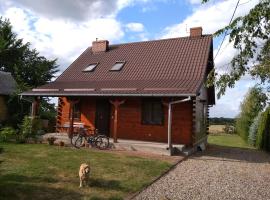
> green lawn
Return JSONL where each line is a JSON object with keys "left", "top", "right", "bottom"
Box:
{"left": 208, "top": 134, "right": 254, "bottom": 149}
{"left": 0, "top": 143, "right": 171, "bottom": 200}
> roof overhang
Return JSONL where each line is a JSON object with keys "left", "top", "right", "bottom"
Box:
{"left": 20, "top": 92, "right": 197, "bottom": 97}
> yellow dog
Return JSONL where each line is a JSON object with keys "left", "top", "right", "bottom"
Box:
{"left": 79, "top": 163, "right": 90, "bottom": 187}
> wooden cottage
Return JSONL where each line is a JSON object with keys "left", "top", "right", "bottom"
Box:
{"left": 0, "top": 71, "right": 16, "bottom": 123}
{"left": 22, "top": 27, "right": 215, "bottom": 153}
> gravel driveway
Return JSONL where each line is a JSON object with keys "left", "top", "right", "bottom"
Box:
{"left": 133, "top": 145, "right": 270, "bottom": 200}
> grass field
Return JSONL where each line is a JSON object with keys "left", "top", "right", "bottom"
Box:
{"left": 0, "top": 143, "right": 171, "bottom": 200}
{"left": 208, "top": 125, "right": 226, "bottom": 134}
{"left": 208, "top": 134, "right": 254, "bottom": 149}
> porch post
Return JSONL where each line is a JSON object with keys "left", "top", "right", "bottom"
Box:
{"left": 31, "top": 97, "right": 40, "bottom": 117}
{"left": 68, "top": 101, "right": 74, "bottom": 139}
{"left": 167, "top": 103, "right": 173, "bottom": 155}
{"left": 110, "top": 99, "right": 125, "bottom": 143}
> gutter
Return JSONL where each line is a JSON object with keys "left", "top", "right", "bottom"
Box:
{"left": 167, "top": 96, "right": 191, "bottom": 155}
{"left": 20, "top": 92, "right": 196, "bottom": 97}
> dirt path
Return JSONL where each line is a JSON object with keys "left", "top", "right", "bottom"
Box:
{"left": 133, "top": 145, "right": 270, "bottom": 200}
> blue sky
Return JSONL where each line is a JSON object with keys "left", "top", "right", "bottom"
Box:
{"left": 0, "top": 0, "right": 260, "bottom": 118}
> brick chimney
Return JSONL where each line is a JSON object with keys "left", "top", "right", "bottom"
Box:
{"left": 190, "top": 27, "right": 202, "bottom": 37}
{"left": 92, "top": 40, "right": 109, "bottom": 53}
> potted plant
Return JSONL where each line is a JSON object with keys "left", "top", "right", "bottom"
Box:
{"left": 47, "top": 137, "right": 56, "bottom": 145}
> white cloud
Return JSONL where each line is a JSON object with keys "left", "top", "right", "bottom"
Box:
{"left": 10, "top": 0, "right": 119, "bottom": 21}
{"left": 161, "top": 0, "right": 259, "bottom": 38}
{"left": 209, "top": 79, "right": 258, "bottom": 118}
{"left": 126, "top": 22, "right": 144, "bottom": 32}
{"left": 0, "top": 0, "right": 160, "bottom": 70}
{"left": 2, "top": 7, "right": 124, "bottom": 71}
{"left": 187, "top": 0, "right": 201, "bottom": 5}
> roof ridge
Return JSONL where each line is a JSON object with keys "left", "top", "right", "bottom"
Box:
{"left": 109, "top": 34, "right": 213, "bottom": 47}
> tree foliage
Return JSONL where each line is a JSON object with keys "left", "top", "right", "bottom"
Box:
{"left": 236, "top": 86, "right": 267, "bottom": 141}
{"left": 203, "top": 0, "right": 270, "bottom": 97}
{"left": 0, "top": 17, "right": 59, "bottom": 126}
{"left": 0, "top": 17, "right": 58, "bottom": 88}
{"left": 248, "top": 112, "right": 262, "bottom": 146}
{"left": 256, "top": 106, "right": 270, "bottom": 151}
{"left": 209, "top": 117, "right": 235, "bottom": 125}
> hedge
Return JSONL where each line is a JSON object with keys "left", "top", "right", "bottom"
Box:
{"left": 256, "top": 107, "right": 270, "bottom": 151}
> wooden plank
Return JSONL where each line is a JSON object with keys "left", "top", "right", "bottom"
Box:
{"left": 109, "top": 99, "right": 125, "bottom": 143}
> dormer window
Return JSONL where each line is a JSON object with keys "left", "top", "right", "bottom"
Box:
{"left": 83, "top": 63, "right": 98, "bottom": 72}
{"left": 110, "top": 61, "right": 125, "bottom": 71}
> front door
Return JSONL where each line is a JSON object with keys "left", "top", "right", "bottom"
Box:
{"left": 95, "top": 100, "right": 110, "bottom": 136}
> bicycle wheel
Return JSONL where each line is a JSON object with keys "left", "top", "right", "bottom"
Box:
{"left": 95, "top": 135, "right": 110, "bottom": 150}
{"left": 70, "top": 133, "right": 80, "bottom": 146}
{"left": 74, "top": 136, "right": 84, "bottom": 149}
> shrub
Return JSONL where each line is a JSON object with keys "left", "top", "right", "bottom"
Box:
{"left": 47, "top": 137, "right": 56, "bottom": 145}
{"left": 248, "top": 113, "right": 262, "bottom": 146}
{"left": 223, "top": 124, "right": 235, "bottom": 134}
{"left": 256, "top": 107, "right": 270, "bottom": 151}
{"left": 0, "top": 127, "right": 18, "bottom": 142}
{"left": 236, "top": 86, "right": 267, "bottom": 141}
{"left": 20, "top": 116, "right": 43, "bottom": 139}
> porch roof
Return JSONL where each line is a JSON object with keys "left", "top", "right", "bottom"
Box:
{"left": 21, "top": 79, "right": 200, "bottom": 97}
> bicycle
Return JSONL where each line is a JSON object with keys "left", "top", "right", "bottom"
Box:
{"left": 71, "top": 127, "right": 110, "bottom": 150}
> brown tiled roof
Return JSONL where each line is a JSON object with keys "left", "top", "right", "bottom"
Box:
{"left": 23, "top": 35, "right": 214, "bottom": 99}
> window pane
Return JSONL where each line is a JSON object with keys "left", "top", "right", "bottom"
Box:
{"left": 142, "top": 101, "right": 152, "bottom": 124}
{"left": 142, "top": 99, "right": 163, "bottom": 125}
{"left": 83, "top": 63, "right": 98, "bottom": 72}
{"left": 152, "top": 102, "right": 163, "bottom": 124}
{"left": 73, "top": 103, "right": 81, "bottom": 119}
{"left": 110, "top": 62, "right": 125, "bottom": 71}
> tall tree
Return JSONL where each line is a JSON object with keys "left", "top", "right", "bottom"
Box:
{"left": 236, "top": 86, "right": 267, "bottom": 141}
{"left": 203, "top": 0, "right": 270, "bottom": 97}
{"left": 0, "top": 17, "right": 28, "bottom": 76}
{"left": 0, "top": 17, "right": 58, "bottom": 88}
{"left": 0, "top": 17, "right": 59, "bottom": 126}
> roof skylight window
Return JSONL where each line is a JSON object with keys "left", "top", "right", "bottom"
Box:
{"left": 83, "top": 63, "right": 98, "bottom": 72}
{"left": 110, "top": 61, "right": 125, "bottom": 71}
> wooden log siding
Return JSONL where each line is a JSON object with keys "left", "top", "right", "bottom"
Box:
{"left": 115, "top": 98, "right": 193, "bottom": 144}
{"left": 66, "top": 98, "right": 79, "bottom": 138}
{"left": 58, "top": 97, "right": 193, "bottom": 145}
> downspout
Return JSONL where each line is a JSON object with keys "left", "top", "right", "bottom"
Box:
{"left": 168, "top": 96, "right": 191, "bottom": 155}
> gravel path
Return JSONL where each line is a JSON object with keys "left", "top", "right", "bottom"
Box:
{"left": 133, "top": 145, "right": 270, "bottom": 200}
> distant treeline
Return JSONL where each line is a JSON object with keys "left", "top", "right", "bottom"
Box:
{"left": 209, "top": 117, "right": 235, "bottom": 125}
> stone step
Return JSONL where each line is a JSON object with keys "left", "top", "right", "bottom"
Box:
{"left": 113, "top": 142, "right": 186, "bottom": 156}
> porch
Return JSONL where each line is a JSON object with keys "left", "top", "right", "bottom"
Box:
{"left": 30, "top": 96, "right": 195, "bottom": 155}
{"left": 42, "top": 132, "right": 192, "bottom": 156}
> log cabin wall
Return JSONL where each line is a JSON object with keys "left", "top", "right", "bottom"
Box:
{"left": 193, "top": 86, "right": 208, "bottom": 144}
{"left": 57, "top": 97, "right": 193, "bottom": 145}
{"left": 0, "top": 95, "right": 8, "bottom": 122}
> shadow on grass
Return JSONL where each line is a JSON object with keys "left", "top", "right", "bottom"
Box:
{"left": 0, "top": 174, "right": 82, "bottom": 200}
{"left": 0, "top": 147, "right": 4, "bottom": 154}
{"left": 192, "top": 144, "right": 270, "bottom": 164}
{"left": 89, "top": 178, "right": 126, "bottom": 191}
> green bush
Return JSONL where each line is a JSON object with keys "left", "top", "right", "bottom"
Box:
{"left": 256, "top": 107, "right": 270, "bottom": 151}
{"left": 248, "top": 113, "right": 262, "bottom": 146}
{"left": 20, "top": 116, "right": 43, "bottom": 139}
{"left": 236, "top": 86, "right": 267, "bottom": 141}
{"left": 223, "top": 124, "right": 235, "bottom": 134}
{"left": 0, "top": 127, "right": 18, "bottom": 142}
